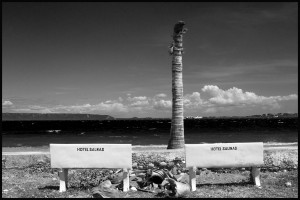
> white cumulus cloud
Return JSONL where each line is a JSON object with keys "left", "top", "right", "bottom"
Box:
{"left": 201, "top": 85, "right": 298, "bottom": 109}
{"left": 183, "top": 92, "right": 202, "bottom": 109}
{"left": 153, "top": 99, "right": 172, "bottom": 110}
{"left": 3, "top": 87, "right": 297, "bottom": 117}
{"left": 155, "top": 93, "right": 167, "bottom": 98}
{"left": 2, "top": 100, "right": 13, "bottom": 106}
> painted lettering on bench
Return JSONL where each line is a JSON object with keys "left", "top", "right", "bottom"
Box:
{"left": 211, "top": 147, "right": 221, "bottom": 151}
{"left": 222, "top": 146, "right": 237, "bottom": 150}
{"left": 76, "top": 148, "right": 104, "bottom": 151}
{"left": 211, "top": 146, "right": 237, "bottom": 151}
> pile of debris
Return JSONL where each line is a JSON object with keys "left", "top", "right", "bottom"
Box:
{"left": 91, "top": 157, "right": 191, "bottom": 198}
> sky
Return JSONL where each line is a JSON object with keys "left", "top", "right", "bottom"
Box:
{"left": 2, "top": 2, "right": 298, "bottom": 118}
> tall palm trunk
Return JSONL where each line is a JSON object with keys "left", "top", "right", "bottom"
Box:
{"left": 167, "top": 21, "right": 187, "bottom": 149}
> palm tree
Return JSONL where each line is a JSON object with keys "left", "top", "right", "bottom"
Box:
{"left": 167, "top": 21, "right": 187, "bottom": 149}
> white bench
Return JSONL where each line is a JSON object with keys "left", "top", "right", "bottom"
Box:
{"left": 185, "top": 142, "right": 264, "bottom": 191}
{"left": 50, "top": 144, "right": 132, "bottom": 192}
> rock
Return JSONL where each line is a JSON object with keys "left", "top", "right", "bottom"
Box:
{"left": 52, "top": 178, "right": 57, "bottom": 181}
{"left": 171, "top": 167, "right": 179, "bottom": 175}
{"left": 174, "top": 157, "right": 182, "bottom": 162}
{"left": 241, "top": 168, "right": 246, "bottom": 171}
{"left": 182, "top": 168, "right": 188, "bottom": 173}
{"left": 100, "top": 180, "right": 112, "bottom": 189}
{"left": 159, "top": 162, "right": 167, "bottom": 168}
{"left": 137, "top": 173, "right": 146, "bottom": 179}
{"left": 130, "top": 186, "right": 137, "bottom": 191}
{"left": 132, "top": 163, "right": 138, "bottom": 169}
{"left": 285, "top": 182, "right": 292, "bottom": 187}
{"left": 283, "top": 169, "right": 287, "bottom": 173}
{"left": 37, "top": 159, "right": 45, "bottom": 164}
{"left": 92, "top": 181, "right": 120, "bottom": 198}
{"left": 3, "top": 189, "right": 8, "bottom": 192}
{"left": 110, "top": 173, "right": 125, "bottom": 184}
{"left": 148, "top": 163, "right": 154, "bottom": 169}
{"left": 109, "top": 170, "right": 114, "bottom": 174}
{"left": 138, "top": 165, "right": 144, "bottom": 170}
{"left": 168, "top": 162, "right": 175, "bottom": 168}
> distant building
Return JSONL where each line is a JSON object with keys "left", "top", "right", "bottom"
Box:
{"left": 194, "top": 116, "right": 203, "bottom": 119}
{"left": 184, "top": 116, "right": 203, "bottom": 119}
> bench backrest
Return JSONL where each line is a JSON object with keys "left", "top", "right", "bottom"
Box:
{"left": 50, "top": 144, "right": 132, "bottom": 169}
{"left": 185, "top": 142, "right": 263, "bottom": 168}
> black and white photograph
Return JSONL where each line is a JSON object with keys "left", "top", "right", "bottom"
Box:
{"left": 2, "top": 2, "right": 298, "bottom": 198}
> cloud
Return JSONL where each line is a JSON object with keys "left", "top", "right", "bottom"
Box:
{"left": 153, "top": 99, "right": 172, "bottom": 110}
{"left": 3, "top": 88, "right": 297, "bottom": 116}
{"left": 127, "top": 96, "right": 148, "bottom": 101}
{"left": 183, "top": 92, "right": 202, "bottom": 109}
{"left": 155, "top": 93, "right": 167, "bottom": 98}
{"left": 200, "top": 85, "right": 298, "bottom": 112}
{"left": 2, "top": 100, "right": 13, "bottom": 106}
{"left": 127, "top": 96, "right": 150, "bottom": 108}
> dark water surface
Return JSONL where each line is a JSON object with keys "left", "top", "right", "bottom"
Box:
{"left": 2, "top": 118, "right": 298, "bottom": 147}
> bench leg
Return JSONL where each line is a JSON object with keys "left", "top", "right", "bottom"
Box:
{"left": 251, "top": 167, "right": 261, "bottom": 188}
{"left": 123, "top": 168, "right": 130, "bottom": 192}
{"left": 59, "top": 168, "right": 68, "bottom": 192}
{"left": 189, "top": 166, "right": 197, "bottom": 191}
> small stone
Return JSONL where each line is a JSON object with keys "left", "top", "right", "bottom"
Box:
{"left": 37, "top": 159, "right": 45, "bottom": 164}
{"left": 130, "top": 186, "right": 137, "bottom": 191}
{"left": 285, "top": 182, "right": 292, "bottom": 187}
{"left": 174, "top": 157, "right": 182, "bottom": 162}
{"left": 152, "top": 183, "right": 159, "bottom": 189}
{"left": 283, "top": 169, "right": 287, "bottom": 173}
{"left": 137, "top": 173, "right": 146, "bottom": 177}
{"left": 52, "top": 178, "right": 57, "bottom": 181}
{"left": 132, "top": 162, "right": 138, "bottom": 168}
{"left": 159, "top": 162, "right": 167, "bottom": 167}
{"left": 182, "top": 168, "right": 188, "bottom": 173}
{"left": 3, "top": 189, "right": 8, "bottom": 192}
{"left": 171, "top": 167, "right": 178, "bottom": 175}
{"left": 241, "top": 168, "right": 246, "bottom": 171}
{"left": 100, "top": 180, "right": 112, "bottom": 189}
{"left": 130, "top": 174, "right": 136, "bottom": 178}
{"left": 148, "top": 163, "right": 154, "bottom": 169}
{"left": 109, "top": 170, "right": 114, "bottom": 174}
{"left": 168, "top": 162, "right": 175, "bottom": 167}
{"left": 138, "top": 165, "right": 144, "bottom": 170}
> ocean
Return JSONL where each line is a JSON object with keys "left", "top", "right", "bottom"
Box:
{"left": 2, "top": 118, "right": 298, "bottom": 147}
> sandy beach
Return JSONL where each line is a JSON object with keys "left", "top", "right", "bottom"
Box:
{"left": 2, "top": 142, "right": 298, "bottom": 155}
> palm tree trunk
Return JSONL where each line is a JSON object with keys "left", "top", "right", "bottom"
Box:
{"left": 167, "top": 21, "right": 187, "bottom": 149}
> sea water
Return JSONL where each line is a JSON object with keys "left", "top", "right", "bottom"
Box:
{"left": 2, "top": 118, "right": 298, "bottom": 147}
